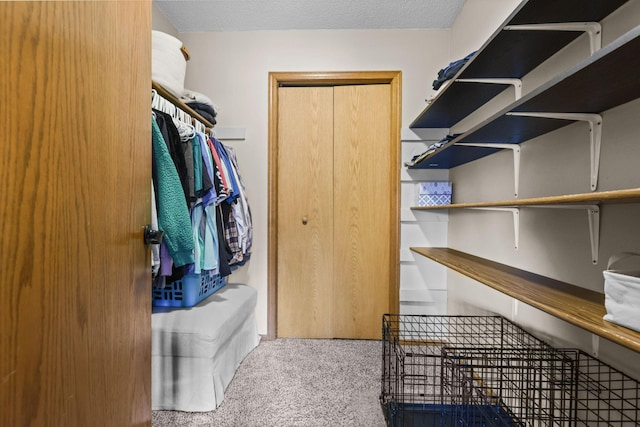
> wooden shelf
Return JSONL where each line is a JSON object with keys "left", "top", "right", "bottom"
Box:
{"left": 410, "top": 0, "right": 629, "bottom": 129}
{"left": 152, "top": 80, "right": 215, "bottom": 129}
{"left": 411, "top": 188, "right": 640, "bottom": 210}
{"left": 410, "top": 247, "right": 640, "bottom": 353}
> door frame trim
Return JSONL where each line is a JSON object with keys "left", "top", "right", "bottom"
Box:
{"left": 267, "top": 71, "right": 402, "bottom": 339}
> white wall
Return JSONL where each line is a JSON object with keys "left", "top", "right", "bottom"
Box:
{"left": 152, "top": 4, "right": 179, "bottom": 37}
{"left": 179, "top": 28, "right": 451, "bottom": 335}
{"left": 400, "top": 130, "right": 450, "bottom": 317}
{"left": 450, "top": 0, "right": 520, "bottom": 59}
{"left": 447, "top": 0, "right": 640, "bottom": 377}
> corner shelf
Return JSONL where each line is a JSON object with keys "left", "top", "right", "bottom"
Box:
{"left": 410, "top": 247, "right": 640, "bottom": 353}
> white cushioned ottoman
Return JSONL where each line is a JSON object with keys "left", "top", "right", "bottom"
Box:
{"left": 152, "top": 283, "right": 260, "bottom": 412}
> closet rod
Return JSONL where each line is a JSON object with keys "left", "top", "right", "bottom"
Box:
{"left": 152, "top": 80, "right": 215, "bottom": 129}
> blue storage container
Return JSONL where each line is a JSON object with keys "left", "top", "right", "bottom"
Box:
{"left": 152, "top": 272, "right": 226, "bottom": 308}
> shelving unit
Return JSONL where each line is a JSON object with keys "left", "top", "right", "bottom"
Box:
{"left": 409, "top": 247, "right": 640, "bottom": 353}
{"left": 405, "top": 0, "right": 640, "bottom": 353}
{"left": 407, "top": 1, "right": 640, "bottom": 176}
{"left": 411, "top": 0, "right": 628, "bottom": 130}
{"left": 408, "top": 24, "right": 640, "bottom": 175}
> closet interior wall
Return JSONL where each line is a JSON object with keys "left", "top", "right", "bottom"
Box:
{"left": 399, "top": 0, "right": 521, "bottom": 317}
{"left": 178, "top": 27, "right": 452, "bottom": 334}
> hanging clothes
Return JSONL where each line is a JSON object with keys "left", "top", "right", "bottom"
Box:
{"left": 151, "top": 118, "right": 194, "bottom": 267}
{"left": 153, "top": 109, "right": 191, "bottom": 203}
{"left": 151, "top": 90, "right": 254, "bottom": 289}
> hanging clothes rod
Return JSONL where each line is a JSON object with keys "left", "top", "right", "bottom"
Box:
{"left": 151, "top": 81, "right": 215, "bottom": 130}
{"left": 152, "top": 89, "right": 213, "bottom": 137}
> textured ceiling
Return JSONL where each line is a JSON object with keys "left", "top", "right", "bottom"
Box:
{"left": 154, "top": 0, "right": 467, "bottom": 32}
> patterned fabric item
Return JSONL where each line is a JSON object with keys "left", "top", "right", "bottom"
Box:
{"left": 225, "top": 205, "right": 243, "bottom": 265}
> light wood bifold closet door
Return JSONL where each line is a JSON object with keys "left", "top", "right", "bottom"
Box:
{"left": 277, "top": 84, "right": 393, "bottom": 339}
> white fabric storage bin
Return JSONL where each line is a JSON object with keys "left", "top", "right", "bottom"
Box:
{"left": 603, "top": 252, "right": 640, "bottom": 332}
{"left": 151, "top": 283, "right": 260, "bottom": 411}
{"left": 152, "top": 30, "right": 187, "bottom": 98}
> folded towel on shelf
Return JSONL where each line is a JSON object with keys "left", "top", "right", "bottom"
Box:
{"left": 186, "top": 101, "right": 217, "bottom": 125}
{"left": 181, "top": 89, "right": 218, "bottom": 110}
{"left": 181, "top": 88, "right": 219, "bottom": 125}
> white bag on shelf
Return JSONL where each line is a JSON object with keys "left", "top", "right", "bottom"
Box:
{"left": 152, "top": 30, "right": 187, "bottom": 98}
{"left": 603, "top": 252, "right": 640, "bottom": 332}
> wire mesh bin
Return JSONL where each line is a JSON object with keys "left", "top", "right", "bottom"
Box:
{"left": 380, "top": 315, "right": 553, "bottom": 426}
{"left": 380, "top": 315, "right": 640, "bottom": 426}
{"left": 442, "top": 346, "right": 575, "bottom": 426}
{"left": 557, "top": 349, "right": 640, "bottom": 426}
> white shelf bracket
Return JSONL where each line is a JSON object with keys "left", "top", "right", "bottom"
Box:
{"left": 468, "top": 207, "right": 520, "bottom": 249}
{"left": 455, "top": 78, "right": 523, "bottom": 100}
{"left": 455, "top": 143, "right": 521, "bottom": 198}
{"left": 506, "top": 112, "right": 602, "bottom": 191}
{"left": 529, "top": 204, "right": 600, "bottom": 264}
{"left": 503, "top": 22, "right": 602, "bottom": 55}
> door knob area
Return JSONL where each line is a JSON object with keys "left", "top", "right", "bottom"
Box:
{"left": 302, "top": 216, "right": 308, "bottom": 225}
{"left": 144, "top": 224, "right": 164, "bottom": 245}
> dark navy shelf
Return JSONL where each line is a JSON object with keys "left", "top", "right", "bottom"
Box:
{"left": 410, "top": 0, "right": 629, "bottom": 130}
{"left": 409, "top": 23, "right": 640, "bottom": 169}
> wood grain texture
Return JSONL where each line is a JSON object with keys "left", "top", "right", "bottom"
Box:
{"left": 268, "top": 72, "right": 401, "bottom": 340}
{"left": 268, "top": 71, "right": 402, "bottom": 86}
{"left": 1, "top": 2, "right": 151, "bottom": 426}
{"left": 276, "top": 87, "right": 335, "bottom": 338}
{"left": 411, "top": 247, "right": 640, "bottom": 353}
{"left": 333, "top": 85, "right": 392, "bottom": 339}
{"left": 411, "top": 188, "right": 640, "bottom": 210}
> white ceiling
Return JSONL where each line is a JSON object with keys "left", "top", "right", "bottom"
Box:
{"left": 154, "top": 0, "right": 467, "bottom": 32}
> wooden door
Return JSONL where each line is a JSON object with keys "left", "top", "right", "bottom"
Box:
{"left": 276, "top": 87, "right": 335, "bottom": 338}
{"left": 276, "top": 83, "right": 395, "bottom": 339}
{"left": 1, "top": 2, "right": 151, "bottom": 426}
{"left": 333, "top": 84, "right": 392, "bottom": 339}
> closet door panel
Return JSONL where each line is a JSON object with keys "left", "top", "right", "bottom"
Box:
{"left": 0, "top": 2, "right": 151, "bottom": 426}
{"left": 276, "top": 87, "right": 335, "bottom": 338}
{"left": 333, "top": 84, "right": 392, "bottom": 339}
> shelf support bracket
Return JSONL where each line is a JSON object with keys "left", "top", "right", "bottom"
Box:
{"left": 506, "top": 112, "right": 602, "bottom": 191}
{"left": 455, "top": 143, "right": 521, "bottom": 198}
{"left": 529, "top": 204, "right": 600, "bottom": 264}
{"left": 468, "top": 207, "right": 520, "bottom": 249}
{"left": 455, "top": 78, "right": 523, "bottom": 100}
{"left": 503, "top": 22, "right": 602, "bottom": 55}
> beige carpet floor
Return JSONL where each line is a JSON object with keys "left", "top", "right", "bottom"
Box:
{"left": 152, "top": 338, "right": 387, "bottom": 427}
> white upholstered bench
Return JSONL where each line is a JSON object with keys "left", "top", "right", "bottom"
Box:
{"left": 151, "top": 283, "right": 260, "bottom": 412}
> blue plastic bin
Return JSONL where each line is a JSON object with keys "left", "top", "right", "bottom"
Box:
{"left": 152, "top": 272, "right": 226, "bottom": 308}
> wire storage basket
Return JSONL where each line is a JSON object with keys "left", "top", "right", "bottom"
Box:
{"left": 380, "top": 315, "right": 640, "bottom": 426}
{"left": 442, "top": 346, "right": 575, "bottom": 426}
{"left": 380, "top": 315, "right": 553, "bottom": 426}
{"left": 557, "top": 349, "right": 640, "bottom": 426}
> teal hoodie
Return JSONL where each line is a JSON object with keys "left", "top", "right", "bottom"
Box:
{"left": 152, "top": 119, "right": 195, "bottom": 267}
